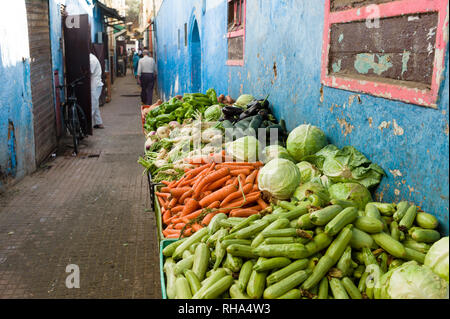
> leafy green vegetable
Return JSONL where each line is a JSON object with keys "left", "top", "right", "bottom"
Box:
{"left": 258, "top": 158, "right": 301, "bottom": 200}
{"left": 261, "top": 145, "right": 295, "bottom": 164}
{"left": 206, "top": 88, "right": 218, "bottom": 104}
{"left": 424, "top": 236, "right": 449, "bottom": 282}
{"left": 286, "top": 124, "right": 328, "bottom": 162}
{"left": 204, "top": 104, "right": 222, "bottom": 121}
{"left": 292, "top": 181, "right": 330, "bottom": 207}
{"left": 234, "top": 94, "right": 254, "bottom": 108}
{"left": 296, "top": 161, "right": 321, "bottom": 184}
{"left": 379, "top": 261, "right": 448, "bottom": 299}
{"left": 321, "top": 146, "right": 385, "bottom": 189}
{"left": 328, "top": 182, "right": 372, "bottom": 210}
{"left": 225, "top": 136, "right": 259, "bottom": 162}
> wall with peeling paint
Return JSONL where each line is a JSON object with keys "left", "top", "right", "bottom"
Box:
{"left": 0, "top": 1, "right": 36, "bottom": 191}
{"left": 154, "top": 0, "right": 449, "bottom": 234}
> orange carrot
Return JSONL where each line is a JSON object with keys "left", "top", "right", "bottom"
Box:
{"left": 161, "top": 187, "right": 171, "bottom": 193}
{"left": 191, "top": 223, "right": 203, "bottom": 232}
{"left": 171, "top": 205, "right": 185, "bottom": 214}
{"left": 201, "top": 211, "right": 220, "bottom": 226}
{"left": 185, "top": 163, "right": 210, "bottom": 178}
{"left": 165, "top": 233, "right": 181, "bottom": 238}
{"left": 157, "top": 196, "right": 166, "bottom": 208}
{"left": 207, "top": 201, "right": 221, "bottom": 209}
{"left": 181, "top": 198, "right": 200, "bottom": 216}
{"left": 181, "top": 209, "right": 204, "bottom": 223}
{"left": 160, "top": 181, "right": 171, "bottom": 186}
{"left": 169, "top": 187, "right": 192, "bottom": 198}
{"left": 205, "top": 175, "right": 231, "bottom": 191}
{"left": 178, "top": 189, "right": 194, "bottom": 205}
{"left": 221, "top": 192, "right": 261, "bottom": 209}
{"left": 174, "top": 223, "right": 186, "bottom": 230}
{"left": 245, "top": 169, "right": 258, "bottom": 185}
{"left": 193, "top": 167, "right": 230, "bottom": 198}
{"left": 162, "top": 210, "right": 171, "bottom": 224}
{"left": 199, "top": 184, "right": 238, "bottom": 207}
{"left": 230, "top": 168, "right": 251, "bottom": 176}
{"left": 155, "top": 192, "right": 170, "bottom": 199}
{"left": 220, "top": 183, "right": 254, "bottom": 207}
{"left": 216, "top": 164, "right": 255, "bottom": 171}
{"left": 229, "top": 209, "right": 259, "bottom": 217}
{"left": 257, "top": 198, "right": 269, "bottom": 210}
{"left": 167, "top": 197, "right": 178, "bottom": 209}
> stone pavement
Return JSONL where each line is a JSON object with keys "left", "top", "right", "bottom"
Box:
{"left": 0, "top": 74, "right": 162, "bottom": 298}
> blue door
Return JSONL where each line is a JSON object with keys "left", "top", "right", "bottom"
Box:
{"left": 190, "top": 19, "right": 201, "bottom": 92}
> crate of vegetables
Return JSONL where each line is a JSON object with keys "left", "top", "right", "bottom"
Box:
{"left": 153, "top": 160, "right": 271, "bottom": 241}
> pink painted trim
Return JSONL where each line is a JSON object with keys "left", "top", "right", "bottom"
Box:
{"left": 226, "top": 0, "right": 246, "bottom": 66}
{"left": 226, "top": 59, "right": 244, "bottom": 66}
{"left": 321, "top": 0, "right": 449, "bottom": 108}
{"left": 227, "top": 29, "right": 244, "bottom": 38}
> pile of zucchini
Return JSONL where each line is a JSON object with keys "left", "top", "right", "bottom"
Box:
{"left": 162, "top": 200, "right": 442, "bottom": 299}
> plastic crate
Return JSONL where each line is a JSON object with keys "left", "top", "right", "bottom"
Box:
{"left": 153, "top": 184, "right": 166, "bottom": 241}
{"left": 159, "top": 238, "right": 178, "bottom": 299}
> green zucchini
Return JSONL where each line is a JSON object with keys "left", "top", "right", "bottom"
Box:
{"left": 252, "top": 218, "right": 290, "bottom": 248}
{"left": 372, "top": 232, "right": 406, "bottom": 258}
{"left": 175, "top": 276, "right": 192, "bottom": 299}
{"left": 234, "top": 219, "right": 270, "bottom": 239}
{"left": 184, "top": 269, "right": 201, "bottom": 295}
{"left": 230, "top": 214, "right": 261, "bottom": 233}
{"left": 198, "top": 275, "right": 234, "bottom": 299}
{"left": 266, "top": 259, "right": 309, "bottom": 286}
{"left": 164, "top": 258, "right": 177, "bottom": 299}
{"left": 162, "top": 238, "right": 187, "bottom": 257}
{"left": 208, "top": 213, "right": 228, "bottom": 235}
{"left": 365, "top": 203, "right": 381, "bottom": 220}
{"left": 369, "top": 202, "right": 396, "bottom": 216}
{"left": 174, "top": 255, "right": 194, "bottom": 276}
{"left": 324, "top": 207, "right": 358, "bottom": 236}
{"left": 310, "top": 205, "right": 343, "bottom": 226}
{"left": 329, "top": 278, "right": 349, "bottom": 299}
{"left": 192, "top": 243, "right": 210, "bottom": 281}
{"left": 253, "top": 243, "right": 308, "bottom": 259}
{"left": 415, "top": 212, "right": 438, "bottom": 229}
{"left": 393, "top": 201, "right": 409, "bottom": 222}
{"left": 341, "top": 277, "right": 362, "bottom": 299}
{"left": 223, "top": 253, "right": 243, "bottom": 273}
{"left": 226, "top": 244, "right": 258, "bottom": 259}
{"left": 220, "top": 239, "right": 252, "bottom": 248}
{"left": 247, "top": 266, "right": 268, "bottom": 299}
{"left": 229, "top": 283, "right": 250, "bottom": 299}
{"left": 390, "top": 221, "right": 401, "bottom": 241}
{"left": 277, "top": 289, "right": 302, "bottom": 299}
{"left": 354, "top": 216, "right": 384, "bottom": 234}
{"left": 238, "top": 260, "right": 255, "bottom": 291}
{"left": 262, "top": 228, "right": 298, "bottom": 238}
{"left": 173, "top": 227, "right": 209, "bottom": 260}
{"left": 253, "top": 257, "right": 291, "bottom": 272}
{"left": 263, "top": 269, "right": 311, "bottom": 299}
{"left": 409, "top": 227, "right": 440, "bottom": 243}
{"left": 264, "top": 237, "right": 296, "bottom": 245}
{"left": 350, "top": 227, "right": 376, "bottom": 250}
{"left": 330, "top": 198, "right": 358, "bottom": 208}
{"left": 318, "top": 277, "right": 329, "bottom": 299}
{"left": 402, "top": 239, "right": 430, "bottom": 254}
{"left": 398, "top": 205, "right": 417, "bottom": 231}
{"left": 297, "top": 213, "right": 315, "bottom": 229}
{"left": 404, "top": 247, "right": 426, "bottom": 264}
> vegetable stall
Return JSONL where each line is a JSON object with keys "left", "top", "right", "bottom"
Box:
{"left": 138, "top": 89, "right": 449, "bottom": 300}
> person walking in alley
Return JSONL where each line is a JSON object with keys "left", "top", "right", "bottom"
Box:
{"left": 90, "top": 52, "right": 104, "bottom": 129}
{"left": 132, "top": 50, "right": 140, "bottom": 79}
{"left": 137, "top": 50, "right": 156, "bottom": 105}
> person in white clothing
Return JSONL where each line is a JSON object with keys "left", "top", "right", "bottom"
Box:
{"left": 89, "top": 53, "right": 104, "bottom": 129}
{"left": 137, "top": 50, "right": 157, "bottom": 105}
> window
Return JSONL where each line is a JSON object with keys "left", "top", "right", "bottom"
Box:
{"left": 321, "top": 0, "right": 449, "bottom": 108}
{"left": 184, "top": 23, "right": 188, "bottom": 47}
{"left": 226, "top": 0, "right": 246, "bottom": 66}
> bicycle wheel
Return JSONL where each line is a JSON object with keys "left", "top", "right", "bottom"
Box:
{"left": 75, "top": 104, "right": 88, "bottom": 139}
{"left": 70, "top": 105, "right": 81, "bottom": 154}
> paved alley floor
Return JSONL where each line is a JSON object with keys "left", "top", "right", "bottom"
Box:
{"left": 0, "top": 74, "right": 161, "bottom": 298}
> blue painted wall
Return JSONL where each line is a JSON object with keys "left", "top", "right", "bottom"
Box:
{"left": 49, "top": 0, "right": 66, "bottom": 105}
{"left": 0, "top": 0, "right": 36, "bottom": 190}
{"left": 155, "top": 0, "right": 449, "bottom": 234}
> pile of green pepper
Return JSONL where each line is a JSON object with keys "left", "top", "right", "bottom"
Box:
{"left": 144, "top": 88, "right": 219, "bottom": 132}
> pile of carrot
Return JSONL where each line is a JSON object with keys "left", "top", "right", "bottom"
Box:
{"left": 155, "top": 160, "right": 270, "bottom": 238}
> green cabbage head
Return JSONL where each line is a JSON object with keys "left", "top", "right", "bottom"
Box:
{"left": 292, "top": 181, "right": 330, "bottom": 207}
{"left": 286, "top": 124, "right": 328, "bottom": 162}
{"left": 328, "top": 182, "right": 372, "bottom": 210}
{"left": 234, "top": 94, "right": 254, "bottom": 108}
{"left": 258, "top": 158, "right": 301, "bottom": 200}
{"left": 204, "top": 104, "right": 222, "bottom": 121}
{"left": 225, "top": 136, "right": 259, "bottom": 162}
{"left": 261, "top": 145, "right": 295, "bottom": 164}
{"left": 296, "top": 161, "right": 321, "bottom": 184}
{"left": 379, "top": 261, "right": 448, "bottom": 299}
{"left": 424, "top": 236, "right": 449, "bottom": 282}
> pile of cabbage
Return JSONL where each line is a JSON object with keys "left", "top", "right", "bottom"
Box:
{"left": 256, "top": 123, "right": 448, "bottom": 299}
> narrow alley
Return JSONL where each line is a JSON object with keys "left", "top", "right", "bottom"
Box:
{"left": 0, "top": 74, "right": 161, "bottom": 298}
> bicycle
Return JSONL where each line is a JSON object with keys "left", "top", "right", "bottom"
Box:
{"left": 60, "top": 76, "right": 88, "bottom": 155}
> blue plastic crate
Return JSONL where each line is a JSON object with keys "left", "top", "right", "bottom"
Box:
{"left": 159, "top": 238, "right": 178, "bottom": 299}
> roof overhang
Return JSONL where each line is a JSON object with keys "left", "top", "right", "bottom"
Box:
{"left": 96, "top": 1, "right": 125, "bottom": 21}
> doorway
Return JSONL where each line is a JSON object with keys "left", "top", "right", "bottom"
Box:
{"left": 190, "top": 19, "right": 201, "bottom": 93}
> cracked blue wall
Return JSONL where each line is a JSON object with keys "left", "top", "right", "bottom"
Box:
{"left": 155, "top": 0, "right": 449, "bottom": 234}
{"left": 0, "top": 0, "right": 36, "bottom": 190}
